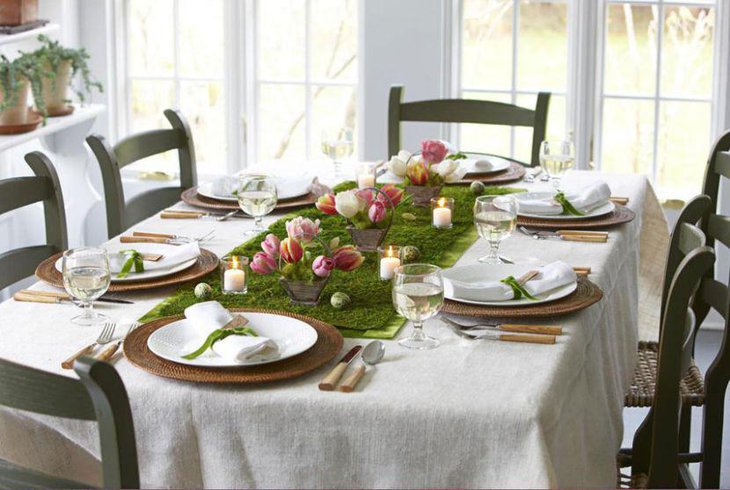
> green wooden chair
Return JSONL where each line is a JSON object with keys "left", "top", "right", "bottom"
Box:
{"left": 0, "top": 356, "right": 139, "bottom": 488}
{"left": 619, "top": 195, "right": 716, "bottom": 488}
{"left": 0, "top": 151, "right": 67, "bottom": 291}
{"left": 387, "top": 85, "right": 550, "bottom": 167}
{"left": 86, "top": 109, "right": 197, "bottom": 239}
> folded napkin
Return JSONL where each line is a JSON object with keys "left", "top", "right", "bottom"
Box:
{"left": 276, "top": 173, "right": 313, "bottom": 198}
{"left": 108, "top": 242, "right": 201, "bottom": 273}
{"left": 183, "top": 301, "right": 279, "bottom": 361}
{"left": 518, "top": 181, "right": 612, "bottom": 215}
{"left": 444, "top": 261, "right": 576, "bottom": 302}
{"left": 473, "top": 158, "right": 494, "bottom": 171}
{"left": 211, "top": 176, "right": 238, "bottom": 197}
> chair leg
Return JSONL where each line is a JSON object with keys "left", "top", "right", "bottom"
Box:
{"left": 700, "top": 380, "right": 727, "bottom": 488}
{"left": 632, "top": 409, "right": 654, "bottom": 477}
{"left": 678, "top": 404, "right": 692, "bottom": 486}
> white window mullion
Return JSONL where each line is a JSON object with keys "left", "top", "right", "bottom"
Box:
{"left": 650, "top": 3, "right": 663, "bottom": 185}
{"left": 304, "top": 0, "right": 312, "bottom": 159}
{"left": 172, "top": 0, "right": 181, "bottom": 109}
{"left": 509, "top": 0, "right": 519, "bottom": 159}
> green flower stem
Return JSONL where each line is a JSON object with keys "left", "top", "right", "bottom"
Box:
{"left": 500, "top": 276, "right": 538, "bottom": 301}
{"left": 554, "top": 192, "right": 584, "bottom": 216}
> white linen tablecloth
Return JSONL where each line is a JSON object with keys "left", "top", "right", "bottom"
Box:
{"left": 0, "top": 170, "right": 668, "bottom": 488}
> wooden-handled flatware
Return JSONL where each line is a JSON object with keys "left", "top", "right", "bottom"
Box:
{"left": 572, "top": 266, "right": 591, "bottom": 276}
{"left": 609, "top": 196, "right": 629, "bottom": 205}
{"left": 339, "top": 341, "right": 385, "bottom": 393}
{"left": 519, "top": 226, "right": 608, "bottom": 243}
{"left": 442, "top": 317, "right": 562, "bottom": 336}
{"left": 14, "top": 290, "right": 133, "bottom": 305}
{"left": 318, "top": 345, "right": 362, "bottom": 391}
{"left": 95, "top": 322, "right": 142, "bottom": 362}
{"left": 491, "top": 333, "right": 556, "bottom": 344}
{"left": 62, "top": 322, "right": 115, "bottom": 369}
{"left": 120, "top": 235, "right": 172, "bottom": 244}
{"left": 161, "top": 211, "right": 207, "bottom": 219}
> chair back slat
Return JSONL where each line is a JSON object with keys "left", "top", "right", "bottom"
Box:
{"left": 114, "top": 128, "right": 187, "bottom": 168}
{"left": 699, "top": 278, "right": 728, "bottom": 319}
{"left": 701, "top": 130, "right": 730, "bottom": 214}
{"left": 0, "top": 245, "right": 57, "bottom": 289}
{"left": 706, "top": 213, "right": 730, "bottom": 249}
{"left": 677, "top": 222, "right": 706, "bottom": 255}
{"left": 712, "top": 151, "right": 730, "bottom": 180}
{"left": 0, "top": 177, "right": 51, "bottom": 214}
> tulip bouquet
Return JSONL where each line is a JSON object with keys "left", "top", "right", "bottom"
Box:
{"left": 249, "top": 216, "right": 364, "bottom": 305}
{"left": 387, "top": 139, "right": 468, "bottom": 187}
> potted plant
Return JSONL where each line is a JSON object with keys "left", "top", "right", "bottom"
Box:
{"left": 387, "top": 139, "right": 467, "bottom": 206}
{"left": 31, "top": 34, "right": 103, "bottom": 116}
{"left": 249, "top": 217, "right": 364, "bottom": 305}
{"left": 0, "top": 52, "right": 48, "bottom": 129}
{"left": 316, "top": 184, "right": 404, "bottom": 252}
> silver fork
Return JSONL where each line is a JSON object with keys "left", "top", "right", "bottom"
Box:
{"left": 96, "top": 322, "right": 142, "bottom": 362}
{"left": 519, "top": 226, "right": 545, "bottom": 240}
{"left": 61, "top": 322, "right": 116, "bottom": 369}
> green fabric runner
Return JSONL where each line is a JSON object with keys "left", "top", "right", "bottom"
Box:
{"left": 140, "top": 183, "right": 525, "bottom": 339}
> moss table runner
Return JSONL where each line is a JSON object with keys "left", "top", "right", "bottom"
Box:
{"left": 140, "top": 184, "right": 524, "bottom": 339}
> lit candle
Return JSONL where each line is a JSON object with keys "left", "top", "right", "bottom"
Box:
{"left": 221, "top": 256, "right": 248, "bottom": 294}
{"left": 379, "top": 246, "right": 401, "bottom": 280}
{"left": 432, "top": 197, "right": 453, "bottom": 228}
{"left": 357, "top": 173, "right": 376, "bottom": 189}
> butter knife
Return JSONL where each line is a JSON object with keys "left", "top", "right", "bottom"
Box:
{"left": 14, "top": 290, "right": 133, "bottom": 305}
{"left": 318, "top": 345, "right": 362, "bottom": 391}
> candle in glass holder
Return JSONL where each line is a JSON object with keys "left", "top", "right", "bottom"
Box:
{"left": 356, "top": 163, "right": 377, "bottom": 189}
{"left": 378, "top": 245, "right": 401, "bottom": 280}
{"left": 431, "top": 197, "right": 454, "bottom": 229}
{"left": 221, "top": 255, "right": 249, "bottom": 294}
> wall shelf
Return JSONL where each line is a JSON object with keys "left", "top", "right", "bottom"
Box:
{"left": 0, "top": 22, "right": 59, "bottom": 47}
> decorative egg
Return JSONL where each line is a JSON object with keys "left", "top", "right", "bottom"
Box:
{"left": 401, "top": 246, "right": 421, "bottom": 264}
{"left": 194, "top": 282, "right": 213, "bottom": 300}
{"left": 330, "top": 292, "right": 352, "bottom": 309}
{"left": 470, "top": 181, "right": 485, "bottom": 195}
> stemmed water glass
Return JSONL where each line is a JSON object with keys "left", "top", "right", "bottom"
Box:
{"left": 473, "top": 195, "right": 518, "bottom": 264}
{"left": 321, "top": 127, "right": 354, "bottom": 177}
{"left": 539, "top": 140, "right": 575, "bottom": 189}
{"left": 62, "top": 247, "right": 111, "bottom": 326}
{"left": 237, "top": 175, "right": 278, "bottom": 235}
{"left": 392, "top": 264, "right": 444, "bottom": 350}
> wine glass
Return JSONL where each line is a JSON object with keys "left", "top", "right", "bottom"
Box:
{"left": 473, "top": 195, "right": 518, "bottom": 264}
{"left": 321, "top": 127, "right": 354, "bottom": 177}
{"left": 62, "top": 247, "right": 111, "bottom": 326}
{"left": 392, "top": 264, "right": 444, "bottom": 350}
{"left": 237, "top": 175, "right": 278, "bottom": 235}
{"left": 539, "top": 140, "right": 575, "bottom": 189}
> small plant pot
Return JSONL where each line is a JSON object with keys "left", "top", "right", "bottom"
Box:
{"left": 279, "top": 276, "right": 329, "bottom": 306}
{"left": 0, "top": 77, "right": 29, "bottom": 126}
{"left": 40, "top": 59, "right": 72, "bottom": 116}
{"left": 406, "top": 185, "right": 442, "bottom": 207}
{"left": 347, "top": 226, "right": 389, "bottom": 252}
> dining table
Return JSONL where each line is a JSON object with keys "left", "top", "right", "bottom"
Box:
{"left": 0, "top": 164, "right": 669, "bottom": 488}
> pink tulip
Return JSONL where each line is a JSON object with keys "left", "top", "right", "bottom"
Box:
{"left": 377, "top": 184, "right": 404, "bottom": 208}
{"left": 280, "top": 238, "right": 304, "bottom": 264}
{"left": 250, "top": 252, "right": 277, "bottom": 275}
{"left": 406, "top": 161, "right": 429, "bottom": 186}
{"left": 315, "top": 193, "right": 338, "bottom": 216}
{"left": 333, "top": 245, "right": 364, "bottom": 271}
{"left": 312, "top": 255, "right": 335, "bottom": 278}
{"left": 356, "top": 189, "right": 375, "bottom": 208}
{"left": 285, "top": 217, "right": 320, "bottom": 243}
{"left": 261, "top": 234, "right": 280, "bottom": 258}
{"left": 421, "top": 139, "right": 448, "bottom": 164}
{"left": 368, "top": 201, "right": 386, "bottom": 224}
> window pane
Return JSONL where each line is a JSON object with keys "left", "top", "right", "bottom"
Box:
{"left": 180, "top": 82, "right": 226, "bottom": 174}
{"left": 605, "top": 4, "right": 658, "bottom": 96}
{"left": 600, "top": 98, "right": 655, "bottom": 176}
{"left": 656, "top": 101, "right": 710, "bottom": 199}
{"left": 462, "top": 0, "right": 513, "bottom": 90}
{"left": 458, "top": 91, "right": 512, "bottom": 156}
{"left": 310, "top": 0, "right": 358, "bottom": 82}
{"left": 311, "top": 85, "right": 358, "bottom": 158}
{"left": 130, "top": 80, "right": 176, "bottom": 132}
{"left": 257, "top": 0, "right": 306, "bottom": 81}
{"left": 129, "top": 0, "right": 174, "bottom": 76}
{"left": 515, "top": 93, "right": 566, "bottom": 164}
{"left": 258, "top": 84, "right": 306, "bottom": 160}
{"left": 660, "top": 6, "right": 714, "bottom": 99}
{"left": 178, "top": 0, "right": 224, "bottom": 78}
{"left": 517, "top": 1, "right": 567, "bottom": 92}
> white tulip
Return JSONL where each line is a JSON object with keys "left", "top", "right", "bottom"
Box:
{"left": 334, "top": 190, "right": 365, "bottom": 218}
{"left": 436, "top": 160, "right": 468, "bottom": 183}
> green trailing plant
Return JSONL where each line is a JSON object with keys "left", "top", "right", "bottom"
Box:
{"left": 33, "top": 34, "right": 103, "bottom": 103}
{"left": 0, "top": 53, "right": 51, "bottom": 117}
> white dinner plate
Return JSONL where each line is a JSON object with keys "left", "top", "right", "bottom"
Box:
{"left": 514, "top": 191, "right": 616, "bottom": 220}
{"left": 197, "top": 177, "right": 311, "bottom": 202}
{"left": 442, "top": 263, "right": 577, "bottom": 306}
{"left": 55, "top": 243, "right": 197, "bottom": 283}
{"left": 147, "top": 311, "right": 319, "bottom": 367}
{"left": 460, "top": 155, "right": 511, "bottom": 175}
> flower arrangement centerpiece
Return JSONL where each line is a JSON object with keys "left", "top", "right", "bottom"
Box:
{"left": 249, "top": 216, "right": 364, "bottom": 305}
{"left": 388, "top": 139, "right": 468, "bottom": 206}
{"left": 316, "top": 184, "right": 404, "bottom": 252}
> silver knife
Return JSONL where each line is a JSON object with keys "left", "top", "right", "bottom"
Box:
{"left": 318, "top": 345, "right": 363, "bottom": 391}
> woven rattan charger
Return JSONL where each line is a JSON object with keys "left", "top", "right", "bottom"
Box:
{"left": 516, "top": 204, "right": 636, "bottom": 230}
{"left": 124, "top": 308, "right": 343, "bottom": 384}
{"left": 456, "top": 162, "right": 526, "bottom": 185}
{"left": 181, "top": 187, "right": 318, "bottom": 212}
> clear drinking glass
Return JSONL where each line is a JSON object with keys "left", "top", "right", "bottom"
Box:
{"left": 237, "top": 175, "right": 278, "bottom": 235}
{"left": 392, "top": 264, "right": 444, "bottom": 350}
{"left": 62, "top": 247, "right": 111, "bottom": 326}
{"left": 539, "top": 139, "right": 575, "bottom": 189}
{"left": 321, "top": 127, "right": 354, "bottom": 177}
{"left": 473, "top": 195, "right": 518, "bottom": 264}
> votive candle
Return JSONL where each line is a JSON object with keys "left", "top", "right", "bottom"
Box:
{"left": 221, "top": 255, "right": 249, "bottom": 294}
{"left": 431, "top": 197, "right": 454, "bottom": 229}
{"left": 378, "top": 245, "right": 401, "bottom": 281}
{"left": 356, "top": 163, "right": 377, "bottom": 189}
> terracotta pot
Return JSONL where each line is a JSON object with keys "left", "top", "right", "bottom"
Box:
{"left": 347, "top": 226, "right": 388, "bottom": 252}
{"left": 40, "top": 59, "right": 72, "bottom": 116}
{"left": 405, "top": 185, "right": 442, "bottom": 207}
{"left": 278, "top": 276, "right": 329, "bottom": 306}
{"left": 0, "top": 77, "right": 29, "bottom": 125}
{"left": 0, "top": 0, "right": 38, "bottom": 26}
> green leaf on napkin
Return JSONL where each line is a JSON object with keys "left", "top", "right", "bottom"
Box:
{"left": 182, "top": 326, "right": 258, "bottom": 360}
{"left": 500, "top": 276, "right": 538, "bottom": 301}
{"left": 117, "top": 250, "right": 145, "bottom": 278}
{"left": 445, "top": 152, "right": 468, "bottom": 161}
{"left": 554, "top": 192, "right": 584, "bottom": 216}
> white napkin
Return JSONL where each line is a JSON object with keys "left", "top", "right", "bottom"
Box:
{"left": 444, "top": 261, "right": 576, "bottom": 302}
{"left": 109, "top": 242, "right": 201, "bottom": 273}
{"left": 211, "top": 176, "right": 238, "bottom": 197}
{"left": 276, "top": 173, "right": 313, "bottom": 199}
{"left": 183, "top": 301, "right": 279, "bottom": 361}
{"left": 473, "top": 158, "right": 494, "bottom": 171}
{"left": 518, "top": 181, "right": 612, "bottom": 215}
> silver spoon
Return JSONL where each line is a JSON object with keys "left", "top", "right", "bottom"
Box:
{"left": 339, "top": 340, "right": 385, "bottom": 392}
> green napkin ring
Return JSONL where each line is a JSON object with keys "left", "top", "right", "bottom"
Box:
{"left": 182, "top": 326, "right": 258, "bottom": 360}
{"left": 500, "top": 276, "right": 538, "bottom": 301}
{"left": 117, "top": 250, "right": 145, "bottom": 278}
{"left": 554, "top": 192, "right": 584, "bottom": 216}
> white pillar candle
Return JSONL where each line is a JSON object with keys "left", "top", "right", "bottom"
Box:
{"left": 357, "top": 174, "right": 376, "bottom": 189}
{"left": 432, "top": 207, "right": 452, "bottom": 228}
{"left": 380, "top": 256, "right": 401, "bottom": 280}
{"left": 224, "top": 268, "right": 247, "bottom": 291}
